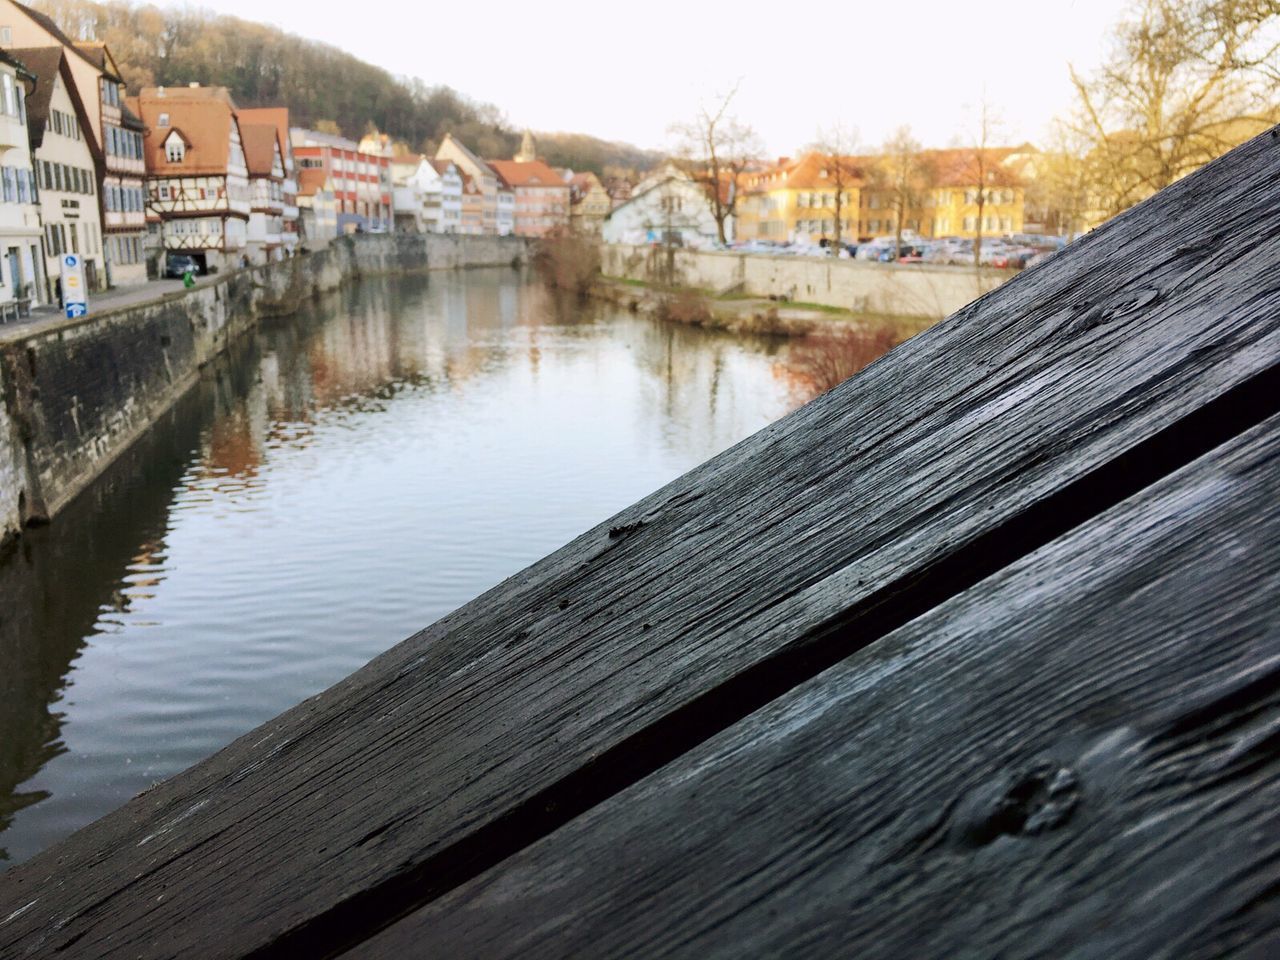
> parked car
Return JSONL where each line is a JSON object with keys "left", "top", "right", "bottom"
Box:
{"left": 165, "top": 254, "right": 201, "bottom": 279}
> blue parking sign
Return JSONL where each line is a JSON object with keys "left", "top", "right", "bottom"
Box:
{"left": 60, "top": 253, "right": 88, "bottom": 319}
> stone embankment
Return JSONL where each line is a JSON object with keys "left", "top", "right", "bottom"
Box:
{"left": 0, "top": 233, "right": 528, "bottom": 549}
{"left": 600, "top": 243, "right": 1014, "bottom": 320}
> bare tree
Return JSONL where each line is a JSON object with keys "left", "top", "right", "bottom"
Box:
{"left": 881, "top": 126, "right": 926, "bottom": 256}
{"left": 1026, "top": 122, "right": 1095, "bottom": 240}
{"left": 1067, "top": 0, "right": 1280, "bottom": 216}
{"left": 671, "top": 83, "right": 764, "bottom": 246}
{"left": 960, "top": 99, "right": 1005, "bottom": 266}
{"left": 810, "top": 124, "right": 860, "bottom": 249}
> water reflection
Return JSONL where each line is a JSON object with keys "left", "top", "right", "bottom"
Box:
{"left": 0, "top": 268, "right": 797, "bottom": 865}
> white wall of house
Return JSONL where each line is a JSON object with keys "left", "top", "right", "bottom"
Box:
{"left": 34, "top": 71, "right": 105, "bottom": 298}
{"left": 602, "top": 174, "right": 727, "bottom": 249}
{"left": 497, "top": 187, "right": 514, "bottom": 236}
{"left": 0, "top": 64, "right": 42, "bottom": 305}
{"left": 247, "top": 142, "right": 285, "bottom": 263}
{"left": 435, "top": 163, "right": 463, "bottom": 234}
{"left": 299, "top": 191, "right": 337, "bottom": 244}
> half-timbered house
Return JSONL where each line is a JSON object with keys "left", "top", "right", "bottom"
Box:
{"left": 131, "top": 85, "right": 250, "bottom": 274}
{"left": 241, "top": 122, "right": 284, "bottom": 263}
{"left": 238, "top": 106, "right": 299, "bottom": 253}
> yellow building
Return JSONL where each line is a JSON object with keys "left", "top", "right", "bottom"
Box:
{"left": 736, "top": 153, "right": 863, "bottom": 244}
{"left": 856, "top": 148, "right": 1025, "bottom": 240}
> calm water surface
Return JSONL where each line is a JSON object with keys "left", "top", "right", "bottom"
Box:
{"left": 0, "top": 268, "right": 806, "bottom": 865}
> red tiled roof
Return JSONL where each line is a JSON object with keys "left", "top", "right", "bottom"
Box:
{"left": 297, "top": 167, "right": 329, "bottom": 197}
{"left": 488, "top": 159, "right": 567, "bottom": 189}
{"left": 135, "top": 86, "right": 241, "bottom": 177}
{"left": 237, "top": 107, "right": 291, "bottom": 159}
{"left": 241, "top": 123, "right": 281, "bottom": 178}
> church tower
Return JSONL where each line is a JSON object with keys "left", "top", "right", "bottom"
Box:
{"left": 515, "top": 130, "right": 537, "bottom": 163}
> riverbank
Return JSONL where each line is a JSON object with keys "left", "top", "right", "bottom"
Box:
{"left": 0, "top": 234, "right": 529, "bottom": 549}
{"left": 592, "top": 276, "right": 936, "bottom": 339}
{"left": 600, "top": 242, "right": 1014, "bottom": 320}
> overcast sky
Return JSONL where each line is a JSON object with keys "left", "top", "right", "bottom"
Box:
{"left": 161, "top": 0, "right": 1130, "bottom": 156}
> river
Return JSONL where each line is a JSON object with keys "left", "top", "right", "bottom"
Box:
{"left": 0, "top": 267, "right": 816, "bottom": 866}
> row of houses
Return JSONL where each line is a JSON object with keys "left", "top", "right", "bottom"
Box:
{"left": 602, "top": 148, "right": 1040, "bottom": 250}
{"left": 0, "top": 0, "right": 150, "bottom": 310}
{"left": 0, "top": 0, "right": 306, "bottom": 308}
{"left": 368, "top": 130, "right": 577, "bottom": 240}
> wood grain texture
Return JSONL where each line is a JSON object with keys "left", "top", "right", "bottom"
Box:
{"left": 1, "top": 127, "right": 1278, "bottom": 959}
{"left": 357, "top": 415, "right": 1280, "bottom": 960}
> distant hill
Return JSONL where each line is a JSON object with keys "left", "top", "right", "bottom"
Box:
{"left": 30, "top": 0, "right": 661, "bottom": 176}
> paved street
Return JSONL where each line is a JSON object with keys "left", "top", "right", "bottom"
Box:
{"left": 0, "top": 273, "right": 221, "bottom": 339}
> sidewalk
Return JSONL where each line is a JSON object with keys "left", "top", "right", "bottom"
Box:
{"left": 0, "top": 273, "right": 220, "bottom": 337}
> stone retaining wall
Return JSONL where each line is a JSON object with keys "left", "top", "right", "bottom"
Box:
{"left": 0, "top": 233, "right": 529, "bottom": 547}
{"left": 599, "top": 243, "right": 1013, "bottom": 319}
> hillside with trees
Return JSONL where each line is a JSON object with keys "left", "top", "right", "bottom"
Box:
{"left": 29, "top": 0, "right": 661, "bottom": 175}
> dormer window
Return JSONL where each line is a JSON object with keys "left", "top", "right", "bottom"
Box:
{"left": 164, "top": 131, "right": 185, "bottom": 163}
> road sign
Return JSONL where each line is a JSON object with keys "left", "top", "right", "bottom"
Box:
{"left": 60, "top": 253, "right": 88, "bottom": 319}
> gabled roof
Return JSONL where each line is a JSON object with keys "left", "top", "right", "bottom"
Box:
{"left": 241, "top": 123, "right": 282, "bottom": 178}
{"left": 7, "top": 2, "right": 123, "bottom": 79}
{"left": 742, "top": 152, "right": 865, "bottom": 193}
{"left": 922, "top": 147, "right": 1024, "bottom": 188}
{"left": 436, "top": 133, "right": 495, "bottom": 178}
{"left": 71, "top": 41, "right": 122, "bottom": 81}
{"left": 134, "top": 86, "right": 243, "bottom": 176}
{"left": 429, "top": 158, "right": 460, "bottom": 177}
{"left": 237, "top": 107, "right": 292, "bottom": 160}
{"left": 9, "top": 47, "right": 68, "bottom": 147}
{"left": 489, "top": 159, "right": 566, "bottom": 189}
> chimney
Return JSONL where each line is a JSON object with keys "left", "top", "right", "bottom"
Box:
{"left": 157, "top": 86, "right": 165, "bottom": 97}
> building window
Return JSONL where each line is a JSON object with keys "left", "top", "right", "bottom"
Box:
{"left": 166, "top": 135, "right": 185, "bottom": 163}
{"left": 158, "top": 112, "right": 169, "bottom": 127}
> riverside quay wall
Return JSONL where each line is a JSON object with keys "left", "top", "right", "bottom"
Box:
{"left": 600, "top": 243, "right": 1014, "bottom": 319}
{"left": 0, "top": 233, "right": 528, "bottom": 548}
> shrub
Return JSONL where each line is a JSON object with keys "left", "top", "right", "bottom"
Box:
{"left": 656, "top": 288, "right": 713, "bottom": 325}
{"left": 532, "top": 228, "right": 601, "bottom": 297}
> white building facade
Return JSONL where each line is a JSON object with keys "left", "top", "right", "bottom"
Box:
{"left": 431, "top": 159, "right": 463, "bottom": 233}
{"left": 0, "top": 53, "right": 43, "bottom": 312}
{"left": 17, "top": 47, "right": 104, "bottom": 299}
{"left": 602, "top": 166, "right": 728, "bottom": 249}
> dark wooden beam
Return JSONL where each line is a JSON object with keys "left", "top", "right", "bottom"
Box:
{"left": 355, "top": 412, "right": 1280, "bottom": 959}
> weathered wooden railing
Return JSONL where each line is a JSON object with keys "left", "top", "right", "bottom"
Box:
{"left": 1, "top": 127, "right": 1278, "bottom": 959}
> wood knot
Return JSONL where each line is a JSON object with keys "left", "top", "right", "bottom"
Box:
{"left": 1067, "top": 287, "right": 1161, "bottom": 335}
{"left": 608, "top": 519, "right": 646, "bottom": 539}
{"left": 954, "top": 760, "right": 1081, "bottom": 847}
